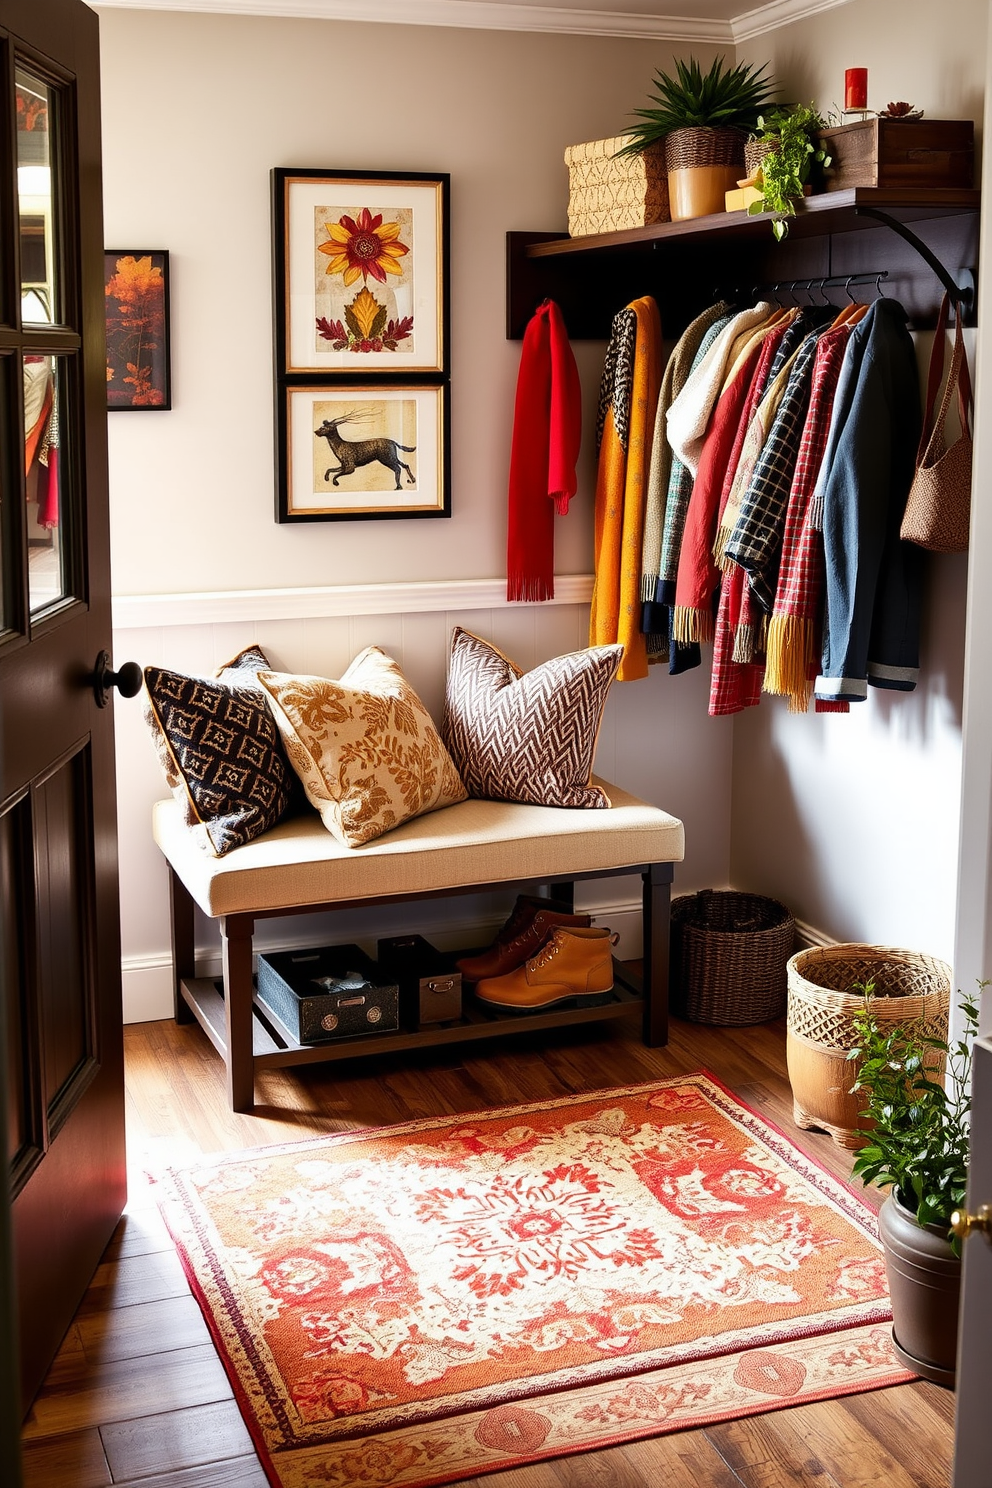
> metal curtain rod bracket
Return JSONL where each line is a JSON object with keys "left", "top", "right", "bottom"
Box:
{"left": 854, "top": 206, "right": 974, "bottom": 306}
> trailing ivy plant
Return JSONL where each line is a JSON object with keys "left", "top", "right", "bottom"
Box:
{"left": 847, "top": 981, "right": 983, "bottom": 1254}
{"left": 747, "top": 104, "right": 831, "bottom": 241}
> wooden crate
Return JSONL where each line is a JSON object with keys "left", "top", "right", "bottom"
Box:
{"left": 817, "top": 117, "right": 974, "bottom": 192}
{"left": 564, "top": 132, "right": 669, "bottom": 237}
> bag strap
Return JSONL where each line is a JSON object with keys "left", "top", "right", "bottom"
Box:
{"left": 918, "top": 293, "right": 973, "bottom": 466}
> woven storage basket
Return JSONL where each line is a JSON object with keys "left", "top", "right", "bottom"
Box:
{"left": 670, "top": 890, "right": 795, "bottom": 1025}
{"left": 787, "top": 943, "right": 951, "bottom": 1150}
{"left": 744, "top": 137, "right": 777, "bottom": 177}
{"left": 665, "top": 126, "right": 747, "bottom": 171}
{"left": 564, "top": 133, "right": 669, "bottom": 237}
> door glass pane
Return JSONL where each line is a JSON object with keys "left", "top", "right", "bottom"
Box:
{"left": 25, "top": 354, "right": 67, "bottom": 613}
{"left": 17, "top": 68, "right": 57, "bottom": 325}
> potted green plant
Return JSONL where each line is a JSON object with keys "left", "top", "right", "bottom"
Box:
{"left": 619, "top": 55, "right": 776, "bottom": 221}
{"left": 847, "top": 982, "right": 981, "bottom": 1385}
{"left": 745, "top": 104, "right": 831, "bottom": 239}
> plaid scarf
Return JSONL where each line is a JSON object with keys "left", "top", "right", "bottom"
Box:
{"left": 723, "top": 329, "right": 823, "bottom": 616}
{"left": 764, "top": 323, "right": 853, "bottom": 711}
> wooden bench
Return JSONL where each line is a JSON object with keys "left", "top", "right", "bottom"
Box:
{"left": 153, "top": 779, "right": 685, "bottom": 1112}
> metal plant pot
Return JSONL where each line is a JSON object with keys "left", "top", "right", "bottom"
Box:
{"left": 878, "top": 1189, "right": 961, "bottom": 1387}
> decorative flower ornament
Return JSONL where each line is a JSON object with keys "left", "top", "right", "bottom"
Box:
{"left": 319, "top": 207, "right": 409, "bottom": 286}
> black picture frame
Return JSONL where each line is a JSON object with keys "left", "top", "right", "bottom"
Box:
{"left": 271, "top": 167, "right": 450, "bottom": 524}
{"left": 104, "top": 249, "right": 171, "bottom": 411}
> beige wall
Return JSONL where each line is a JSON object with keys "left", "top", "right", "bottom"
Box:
{"left": 98, "top": 8, "right": 734, "bottom": 1018}
{"left": 730, "top": 0, "right": 987, "bottom": 963}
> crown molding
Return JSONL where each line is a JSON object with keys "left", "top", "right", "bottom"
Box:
{"left": 92, "top": 0, "right": 853, "bottom": 42}
{"left": 730, "top": 0, "right": 851, "bottom": 42}
{"left": 91, "top": 0, "right": 735, "bottom": 42}
{"left": 112, "top": 573, "right": 595, "bottom": 629}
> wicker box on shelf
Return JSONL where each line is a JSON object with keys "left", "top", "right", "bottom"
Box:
{"left": 564, "top": 133, "right": 669, "bottom": 237}
{"left": 787, "top": 943, "right": 950, "bottom": 1149}
{"left": 670, "top": 889, "right": 795, "bottom": 1026}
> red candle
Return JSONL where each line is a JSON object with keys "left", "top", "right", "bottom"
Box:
{"left": 845, "top": 67, "right": 868, "bottom": 111}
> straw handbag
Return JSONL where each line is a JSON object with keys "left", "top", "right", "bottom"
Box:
{"left": 900, "top": 292, "right": 973, "bottom": 553}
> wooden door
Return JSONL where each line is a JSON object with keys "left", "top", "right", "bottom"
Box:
{"left": 953, "top": 1032, "right": 992, "bottom": 1485}
{"left": 1, "top": 0, "right": 126, "bottom": 1414}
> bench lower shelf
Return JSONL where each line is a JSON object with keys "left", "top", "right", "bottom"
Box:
{"left": 178, "top": 960, "right": 644, "bottom": 1069}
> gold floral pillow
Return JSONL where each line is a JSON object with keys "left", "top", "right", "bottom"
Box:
{"left": 256, "top": 648, "right": 467, "bottom": 848}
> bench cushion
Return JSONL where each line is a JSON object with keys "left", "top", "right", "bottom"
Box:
{"left": 153, "top": 779, "right": 684, "bottom": 919}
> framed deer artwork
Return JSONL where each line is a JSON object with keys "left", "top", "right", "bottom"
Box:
{"left": 272, "top": 168, "right": 450, "bottom": 522}
{"left": 280, "top": 384, "right": 449, "bottom": 519}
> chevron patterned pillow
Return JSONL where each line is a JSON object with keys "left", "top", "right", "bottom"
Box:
{"left": 143, "top": 647, "right": 294, "bottom": 856}
{"left": 441, "top": 628, "right": 624, "bottom": 808}
{"left": 257, "top": 647, "right": 468, "bottom": 848}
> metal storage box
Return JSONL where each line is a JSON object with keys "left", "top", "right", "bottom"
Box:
{"left": 376, "top": 934, "right": 462, "bottom": 1026}
{"left": 256, "top": 943, "right": 398, "bottom": 1044}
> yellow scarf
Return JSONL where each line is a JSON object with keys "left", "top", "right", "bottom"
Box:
{"left": 590, "top": 296, "right": 662, "bottom": 682}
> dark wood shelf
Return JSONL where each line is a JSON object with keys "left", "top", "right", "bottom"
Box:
{"left": 523, "top": 188, "right": 982, "bottom": 259}
{"left": 507, "top": 187, "right": 981, "bottom": 339}
{"left": 179, "top": 962, "right": 645, "bottom": 1072}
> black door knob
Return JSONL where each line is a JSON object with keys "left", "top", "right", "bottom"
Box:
{"left": 92, "top": 650, "right": 142, "bottom": 708}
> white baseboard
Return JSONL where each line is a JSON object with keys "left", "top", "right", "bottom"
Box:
{"left": 121, "top": 895, "right": 644, "bottom": 1024}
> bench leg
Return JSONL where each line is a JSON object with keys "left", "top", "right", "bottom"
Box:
{"left": 169, "top": 868, "right": 196, "bottom": 1024}
{"left": 642, "top": 862, "right": 672, "bottom": 1047}
{"left": 221, "top": 914, "right": 256, "bottom": 1114}
{"left": 550, "top": 880, "right": 575, "bottom": 911}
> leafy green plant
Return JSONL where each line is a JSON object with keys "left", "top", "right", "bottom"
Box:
{"left": 617, "top": 55, "right": 776, "bottom": 155}
{"left": 847, "top": 981, "right": 982, "bottom": 1253}
{"left": 746, "top": 104, "right": 830, "bottom": 241}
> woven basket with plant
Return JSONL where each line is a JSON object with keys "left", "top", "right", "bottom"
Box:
{"left": 786, "top": 943, "right": 950, "bottom": 1149}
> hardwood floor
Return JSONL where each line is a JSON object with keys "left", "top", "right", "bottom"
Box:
{"left": 21, "top": 1005, "right": 956, "bottom": 1487}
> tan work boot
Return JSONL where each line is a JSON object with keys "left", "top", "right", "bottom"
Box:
{"left": 457, "top": 896, "right": 591, "bottom": 982}
{"left": 474, "top": 925, "right": 618, "bottom": 1010}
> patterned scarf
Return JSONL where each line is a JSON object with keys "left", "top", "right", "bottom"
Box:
{"left": 764, "top": 323, "right": 853, "bottom": 711}
{"left": 724, "top": 329, "right": 824, "bottom": 617}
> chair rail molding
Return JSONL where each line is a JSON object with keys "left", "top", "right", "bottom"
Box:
{"left": 112, "top": 574, "right": 595, "bottom": 630}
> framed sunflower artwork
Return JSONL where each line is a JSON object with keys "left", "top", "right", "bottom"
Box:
{"left": 272, "top": 169, "right": 449, "bottom": 377}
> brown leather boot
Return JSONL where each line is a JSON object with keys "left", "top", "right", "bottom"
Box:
{"left": 474, "top": 925, "right": 618, "bottom": 1010}
{"left": 456, "top": 896, "right": 590, "bottom": 982}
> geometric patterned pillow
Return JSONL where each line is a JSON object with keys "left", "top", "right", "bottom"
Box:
{"left": 255, "top": 646, "right": 467, "bottom": 848}
{"left": 440, "top": 627, "right": 624, "bottom": 808}
{"left": 142, "top": 647, "right": 293, "bottom": 855}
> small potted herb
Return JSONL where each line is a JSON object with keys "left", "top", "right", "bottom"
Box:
{"left": 746, "top": 104, "right": 831, "bottom": 239}
{"left": 847, "top": 982, "right": 981, "bottom": 1385}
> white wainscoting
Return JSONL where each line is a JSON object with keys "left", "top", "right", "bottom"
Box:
{"left": 113, "top": 575, "right": 734, "bottom": 1024}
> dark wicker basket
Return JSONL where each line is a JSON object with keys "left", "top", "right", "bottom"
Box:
{"left": 671, "top": 889, "right": 795, "bottom": 1025}
{"left": 665, "top": 126, "right": 747, "bottom": 172}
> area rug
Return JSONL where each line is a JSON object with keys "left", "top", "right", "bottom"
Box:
{"left": 156, "top": 1072, "right": 913, "bottom": 1487}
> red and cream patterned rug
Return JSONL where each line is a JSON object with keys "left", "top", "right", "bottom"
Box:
{"left": 156, "top": 1073, "right": 912, "bottom": 1487}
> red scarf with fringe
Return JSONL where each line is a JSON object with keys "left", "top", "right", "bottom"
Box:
{"left": 507, "top": 300, "right": 581, "bottom": 601}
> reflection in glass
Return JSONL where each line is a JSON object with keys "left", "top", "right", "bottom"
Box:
{"left": 25, "top": 355, "right": 65, "bottom": 613}
{"left": 17, "top": 68, "right": 57, "bottom": 325}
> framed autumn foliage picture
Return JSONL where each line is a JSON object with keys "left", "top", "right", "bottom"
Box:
{"left": 273, "top": 169, "right": 448, "bottom": 376}
{"left": 104, "top": 250, "right": 171, "bottom": 410}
